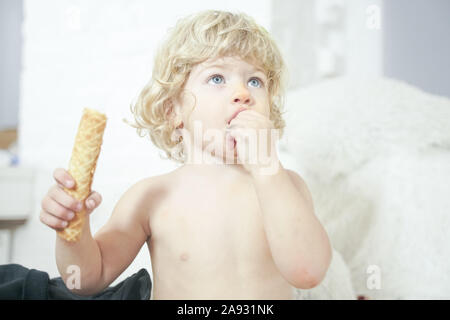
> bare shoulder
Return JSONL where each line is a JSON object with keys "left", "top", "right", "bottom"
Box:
{"left": 129, "top": 171, "right": 175, "bottom": 207}
{"left": 285, "top": 168, "right": 306, "bottom": 187}
{"left": 132, "top": 172, "right": 170, "bottom": 193}
{"left": 111, "top": 171, "right": 174, "bottom": 239}
{"left": 130, "top": 166, "right": 183, "bottom": 192}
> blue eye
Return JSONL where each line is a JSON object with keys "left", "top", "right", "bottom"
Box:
{"left": 249, "top": 78, "right": 263, "bottom": 88}
{"left": 207, "top": 74, "right": 264, "bottom": 88}
{"left": 208, "top": 74, "right": 224, "bottom": 84}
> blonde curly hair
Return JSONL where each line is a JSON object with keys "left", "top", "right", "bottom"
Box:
{"left": 125, "top": 9, "right": 288, "bottom": 164}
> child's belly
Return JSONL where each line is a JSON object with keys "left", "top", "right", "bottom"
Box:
{"left": 147, "top": 184, "right": 294, "bottom": 299}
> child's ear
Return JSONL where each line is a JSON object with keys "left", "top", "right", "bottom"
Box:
{"left": 166, "top": 98, "right": 183, "bottom": 129}
{"left": 174, "top": 106, "right": 184, "bottom": 129}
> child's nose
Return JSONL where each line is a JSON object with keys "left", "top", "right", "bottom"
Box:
{"left": 232, "top": 86, "right": 252, "bottom": 105}
{"left": 233, "top": 96, "right": 251, "bottom": 104}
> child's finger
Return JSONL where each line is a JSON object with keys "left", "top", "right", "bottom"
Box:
{"left": 48, "top": 185, "right": 83, "bottom": 213}
{"left": 85, "top": 191, "right": 102, "bottom": 210}
{"left": 40, "top": 210, "right": 69, "bottom": 230}
{"left": 53, "top": 168, "right": 75, "bottom": 189}
{"left": 41, "top": 196, "right": 76, "bottom": 223}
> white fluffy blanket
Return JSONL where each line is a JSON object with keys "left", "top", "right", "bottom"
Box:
{"left": 279, "top": 77, "right": 450, "bottom": 299}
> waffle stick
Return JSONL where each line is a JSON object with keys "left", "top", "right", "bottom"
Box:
{"left": 57, "top": 108, "right": 107, "bottom": 242}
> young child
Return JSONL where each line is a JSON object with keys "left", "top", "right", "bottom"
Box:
{"left": 39, "top": 10, "right": 331, "bottom": 299}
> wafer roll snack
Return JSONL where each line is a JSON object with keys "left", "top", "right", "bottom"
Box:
{"left": 57, "top": 108, "right": 107, "bottom": 242}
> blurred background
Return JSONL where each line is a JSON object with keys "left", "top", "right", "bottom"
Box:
{"left": 0, "top": 0, "right": 449, "bottom": 299}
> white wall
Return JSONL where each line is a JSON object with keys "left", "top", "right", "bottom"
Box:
{"left": 15, "top": 0, "right": 271, "bottom": 286}
{"left": 344, "top": 0, "right": 383, "bottom": 77}
{"left": 0, "top": 0, "right": 22, "bottom": 130}
{"left": 271, "top": 0, "right": 383, "bottom": 90}
{"left": 383, "top": 0, "right": 450, "bottom": 98}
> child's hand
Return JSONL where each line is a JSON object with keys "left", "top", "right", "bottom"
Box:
{"left": 226, "top": 110, "right": 280, "bottom": 175}
{"left": 39, "top": 168, "right": 102, "bottom": 230}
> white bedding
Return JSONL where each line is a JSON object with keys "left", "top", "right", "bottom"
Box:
{"left": 279, "top": 76, "right": 450, "bottom": 299}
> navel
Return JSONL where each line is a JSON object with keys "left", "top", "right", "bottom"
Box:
{"left": 180, "top": 252, "right": 189, "bottom": 261}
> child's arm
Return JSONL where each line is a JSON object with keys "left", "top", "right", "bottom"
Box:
{"left": 54, "top": 178, "right": 152, "bottom": 296}
{"left": 251, "top": 166, "right": 332, "bottom": 289}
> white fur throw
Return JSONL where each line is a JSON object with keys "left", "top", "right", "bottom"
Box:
{"left": 279, "top": 77, "right": 450, "bottom": 299}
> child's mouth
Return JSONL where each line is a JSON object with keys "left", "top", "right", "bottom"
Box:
{"left": 226, "top": 133, "right": 236, "bottom": 149}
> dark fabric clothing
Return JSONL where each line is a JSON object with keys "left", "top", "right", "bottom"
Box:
{"left": 0, "top": 264, "right": 151, "bottom": 300}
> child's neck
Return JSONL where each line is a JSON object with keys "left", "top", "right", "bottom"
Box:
{"left": 180, "top": 162, "right": 249, "bottom": 180}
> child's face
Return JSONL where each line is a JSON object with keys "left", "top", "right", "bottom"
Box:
{"left": 173, "top": 55, "right": 270, "bottom": 160}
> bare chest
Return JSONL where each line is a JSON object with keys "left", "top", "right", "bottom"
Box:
{"left": 149, "top": 180, "right": 273, "bottom": 269}
{"left": 146, "top": 173, "right": 294, "bottom": 299}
